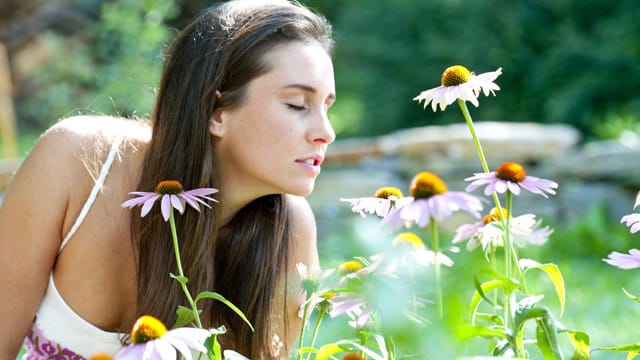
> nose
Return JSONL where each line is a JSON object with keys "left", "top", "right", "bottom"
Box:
{"left": 308, "top": 109, "right": 335, "bottom": 145}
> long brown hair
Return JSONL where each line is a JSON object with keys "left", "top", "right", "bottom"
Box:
{"left": 131, "top": 1, "right": 333, "bottom": 358}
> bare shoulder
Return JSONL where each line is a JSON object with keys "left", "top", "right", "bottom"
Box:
{"left": 47, "top": 115, "right": 150, "bottom": 149}
{"left": 286, "top": 195, "right": 319, "bottom": 269}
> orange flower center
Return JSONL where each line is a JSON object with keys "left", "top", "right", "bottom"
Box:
{"left": 342, "top": 353, "right": 365, "bottom": 360}
{"left": 482, "top": 207, "right": 510, "bottom": 224}
{"left": 441, "top": 65, "right": 473, "bottom": 86}
{"left": 131, "top": 315, "right": 168, "bottom": 344}
{"left": 155, "top": 180, "right": 184, "bottom": 194}
{"left": 393, "top": 232, "right": 426, "bottom": 251}
{"left": 374, "top": 186, "right": 403, "bottom": 199}
{"left": 338, "top": 260, "right": 363, "bottom": 273}
{"left": 89, "top": 354, "right": 114, "bottom": 360}
{"left": 410, "top": 171, "right": 448, "bottom": 199}
{"left": 495, "top": 162, "right": 527, "bottom": 182}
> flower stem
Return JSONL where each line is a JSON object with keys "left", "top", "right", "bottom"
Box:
{"left": 506, "top": 192, "right": 526, "bottom": 291}
{"left": 297, "top": 299, "right": 311, "bottom": 359}
{"left": 169, "top": 208, "right": 202, "bottom": 328}
{"left": 456, "top": 100, "right": 506, "bottom": 217}
{"left": 430, "top": 218, "right": 443, "bottom": 319}
{"left": 306, "top": 309, "right": 326, "bottom": 360}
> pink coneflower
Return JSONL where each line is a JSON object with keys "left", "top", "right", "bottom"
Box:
{"left": 453, "top": 207, "right": 553, "bottom": 253}
{"left": 413, "top": 65, "right": 502, "bottom": 112}
{"left": 121, "top": 180, "right": 218, "bottom": 221}
{"left": 341, "top": 186, "right": 406, "bottom": 218}
{"left": 383, "top": 171, "right": 483, "bottom": 230}
{"left": 114, "top": 315, "right": 209, "bottom": 360}
{"left": 465, "top": 162, "right": 558, "bottom": 198}
{"left": 603, "top": 249, "right": 640, "bottom": 270}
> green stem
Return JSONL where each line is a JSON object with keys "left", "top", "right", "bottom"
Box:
{"left": 430, "top": 218, "right": 443, "bottom": 319}
{"left": 306, "top": 309, "right": 326, "bottom": 359}
{"left": 505, "top": 191, "right": 526, "bottom": 291}
{"left": 297, "top": 299, "right": 311, "bottom": 359}
{"left": 169, "top": 208, "right": 202, "bottom": 328}
{"left": 457, "top": 99, "right": 506, "bottom": 223}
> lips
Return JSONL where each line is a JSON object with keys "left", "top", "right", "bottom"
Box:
{"left": 296, "top": 154, "right": 324, "bottom": 167}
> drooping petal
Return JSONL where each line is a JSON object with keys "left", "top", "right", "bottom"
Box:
{"left": 604, "top": 249, "right": 640, "bottom": 269}
{"left": 114, "top": 344, "right": 146, "bottom": 360}
{"left": 139, "top": 194, "right": 162, "bottom": 217}
{"left": 161, "top": 195, "right": 172, "bottom": 221}
{"left": 164, "top": 328, "right": 210, "bottom": 355}
{"left": 121, "top": 193, "right": 154, "bottom": 209}
{"left": 170, "top": 194, "right": 185, "bottom": 214}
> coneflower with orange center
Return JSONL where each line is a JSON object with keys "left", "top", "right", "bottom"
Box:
{"left": 465, "top": 161, "right": 558, "bottom": 198}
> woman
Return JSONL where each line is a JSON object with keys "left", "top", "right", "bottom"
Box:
{"left": 0, "top": 0, "right": 336, "bottom": 358}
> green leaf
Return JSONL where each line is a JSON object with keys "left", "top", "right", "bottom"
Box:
{"left": 195, "top": 291, "right": 254, "bottom": 331}
{"left": 470, "top": 278, "right": 516, "bottom": 324}
{"left": 174, "top": 305, "right": 196, "bottom": 328}
{"left": 623, "top": 288, "right": 640, "bottom": 304}
{"left": 454, "top": 325, "right": 511, "bottom": 341}
{"left": 535, "top": 317, "right": 562, "bottom": 360}
{"left": 169, "top": 273, "right": 189, "bottom": 285}
{"left": 204, "top": 333, "right": 222, "bottom": 360}
{"left": 566, "top": 331, "right": 590, "bottom": 360}
{"left": 523, "top": 262, "right": 566, "bottom": 314}
{"left": 316, "top": 343, "right": 344, "bottom": 360}
{"left": 599, "top": 343, "right": 640, "bottom": 352}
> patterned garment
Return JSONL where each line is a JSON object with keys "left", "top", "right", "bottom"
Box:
{"left": 22, "top": 324, "right": 85, "bottom": 360}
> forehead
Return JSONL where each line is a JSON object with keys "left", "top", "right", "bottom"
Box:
{"left": 257, "top": 41, "right": 335, "bottom": 91}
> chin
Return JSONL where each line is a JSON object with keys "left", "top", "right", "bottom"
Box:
{"left": 287, "top": 182, "right": 316, "bottom": 197}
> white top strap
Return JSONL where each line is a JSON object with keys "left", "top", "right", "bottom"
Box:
{"left": 58, "top": 135, "right": 123, "bottom": 254}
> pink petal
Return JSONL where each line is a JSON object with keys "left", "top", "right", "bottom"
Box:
{"left": 140, "top": 195, "right": 162, "bottom": 217}
{"left": 161, "top": 195, "right": 172, "bottom": 221}
{"left": 170, "top": 194, "right": 185, "bottom": 214}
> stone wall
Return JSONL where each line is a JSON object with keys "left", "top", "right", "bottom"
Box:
{"left": 308, "top": 121, "right": 640, "bottom": 238}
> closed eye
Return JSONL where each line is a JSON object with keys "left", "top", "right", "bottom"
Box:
{"left": 287, "top": 104, "right": 307, "bottom": 111}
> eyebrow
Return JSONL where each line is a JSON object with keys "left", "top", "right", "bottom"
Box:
{"left": 283, "top": 84, "right": 336, "bottom": 101}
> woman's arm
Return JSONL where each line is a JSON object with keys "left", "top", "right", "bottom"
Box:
{"left": 0, "top": 120, "right": 86, "bottom": 357}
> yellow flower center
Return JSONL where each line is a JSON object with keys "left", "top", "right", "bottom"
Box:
{"left": 155, "top": 180, "right": 184, "bottom": 194}
{"left": 322, "top": 291, "right": 336, "bottom": 300}
{"left": 482, "top": 207, "right": 510, "bottom": 224}
{"left": 89, "top": 354, "right": 114, "bottom": 360}
{"left": 409, "top": 171, "right": 447, "bottom": 199}
{"left": 338, "top": 260, "right": 363, "bottom": 273}
{"left": 342, "top": 353, "right": 365, "bottom": 360}
{"left": 374, "top": 186, "right": 403, "bottom": 199}
{"left": 441, "top": 65, "right": 473, "bottom": 86}
{"left": 495, "top": 162, "right": 527, "bottom": 183}
{"left": 393, "top": 232, "right": 426, "bottom": 251}
{"left": 131, "top": 315, "right": 168, "bottom": 344}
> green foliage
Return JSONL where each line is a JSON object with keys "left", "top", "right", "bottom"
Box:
{"left": 305, "top": 0, "right": 640, "bottom": 140}
{"left": 18, "top": 0, "right": 178, "bottom": 130}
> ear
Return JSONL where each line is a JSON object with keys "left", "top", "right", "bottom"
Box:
{"left": 209, "top": 109, "right": 226, "bottom": 138}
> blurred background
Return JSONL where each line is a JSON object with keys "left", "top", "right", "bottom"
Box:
{"left": 1, "top": 0, "right": 640, "bottom": 358}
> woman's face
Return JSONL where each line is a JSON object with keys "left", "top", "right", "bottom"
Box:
{"left": 212, "top": 41, "right": 336, "bottom": 203}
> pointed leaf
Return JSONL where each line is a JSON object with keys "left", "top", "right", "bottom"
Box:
{"left": 599, "top": 344, "right": 640, "bottom": 352}
{"left": 454, "top": 325, "right": 511, "bottom": 340}
{"left": 523, "top": 263, "right": 565, "bottom": 314}
{"left": 196, "top": 291, "right": 254, "bottom": 331}
{"left": 174, "top": 305, "right": 197, "bottom": 328}
{"left": 623, "top": 288, "right": 640, "bottom": 304}
{"left": 535, "top": 317, "right": 562, "bottom": 360}
{"left": 315, "top": 343, "right": 344, "bottom": 360}
{"left": 470, "top": 279, "right": 510, "bottom": 324}
{"left": 566, "top": 331, "right": 590, "bottom": 360}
